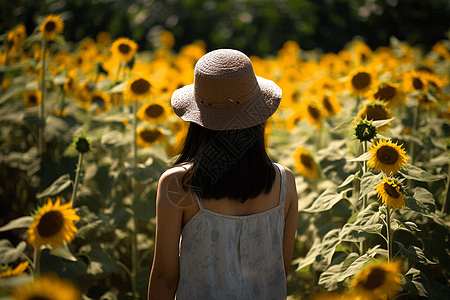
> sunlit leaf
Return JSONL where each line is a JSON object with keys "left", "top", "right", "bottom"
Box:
{"left": 0, "top": 216, "right": 33, "bottom": 232}
{"left": 395, "top": 242, "right": 437, "bottom": 265}
{"left": 0, "top": 240, "right": 27, "bottom": 264}
{"left": 36, "top": 173, "right": 72, "bottom": 198}
{"left": 359, "top": 172, "right": 381, "bottom": 200}
{"left": 399, "top": 164, "right": 446, "bottom": 182}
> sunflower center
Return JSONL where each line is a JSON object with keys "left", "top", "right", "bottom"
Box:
{"left": 131, "top": 79, "right": 151, "bottom": 95}
{"left": 44, "top": 21, "right": 56, "bottom": 32}
{"left": 307, "top": 105, "right": 320, "bottom": 120}
{"left": 413, "top": 78, "right": 423, "bottom": 90}
{"left": 29, "top": 96, "right": 37, "bottom": 103}
{"left": 384, "top": 182, "right": 400, "bottom": 199}
{"left": 365, "top": 105, "right": 387, "bottom": 121}
{"left": 92, "top": 96, "right": 104, "bottom": 104}
{"left": 141, "top": 130, "right": 161, "bottom": 142}
{"left": 37, "top": 211, "right": 64, "bottom": 238}
{"left": 300, "top": 154, "right": 313, "bottom": 169}
{"left": 352, "top": 72, "right": 371, "bottom": 90}
{"left": 292, "top": 91, "right": 300, "bottom": 102}
{"left": 376, "top": 145, "right": 399, "bottom": 165}
{"left": 119, "top": 43, "right": 130, "bottom": 54}
{"left": 374, "top": 85, "right": 396, "bottom": 101}
{"left": 76, "top": 57, "right": 82, "bottom": 66}
{"left": 145, "top": 104, "right": 164, "bottom": 118}
{"left": 76, "top": 138, "right": 90, "bottom": 153}
{"left": 362, "top": 267, "right": 386, "bottom": 290}
{"left": 323, "top": 96, "right": 333, "bottom": 112}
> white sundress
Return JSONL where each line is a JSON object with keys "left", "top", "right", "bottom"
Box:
{"left": 176, "top": 163, "right": 287, "bottom": 300}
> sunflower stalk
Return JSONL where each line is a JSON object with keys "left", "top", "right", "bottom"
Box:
{"left": 131, "top": 100, "right": 139, "bottom": 300}
{"left": 60, "top": 87, "right": 65, "bottom": 114}
{"left": 386, "top": 206, "right": 392, "bottom": 263}
{"left": 34, "top": 247, "right": 41, "bottom": 279}
{"left": 71, "top": 152, "right": 84, "bottom": 208}
{"left": 360, "top": 140, "right": 368, "bottom": 255}
{"left": 38, "top": 39, "right": 47, "bottom": 156}
{"left": 441, "top": 160, "right": 450, "bottom": 214}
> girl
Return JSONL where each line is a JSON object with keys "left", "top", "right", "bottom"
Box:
{"left": 148, "top": 49, "right": 298, "bottom": 300}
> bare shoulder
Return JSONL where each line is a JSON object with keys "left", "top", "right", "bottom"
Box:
{"left": 276, "top": 164, "right": 298, "bottom": 208}
{"left": 158, "top": 164, "right": 196, "bottom": 208}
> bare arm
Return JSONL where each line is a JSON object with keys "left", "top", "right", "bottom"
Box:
{"left": 282, "top": 167, "right": 298, "bottom": 278}
{"left": 148, "top": 168, "right": 185, "bottom": 300}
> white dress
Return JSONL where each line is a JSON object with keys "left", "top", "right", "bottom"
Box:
{"left": 176, "top": 163, "right": 287, "bottom": 300}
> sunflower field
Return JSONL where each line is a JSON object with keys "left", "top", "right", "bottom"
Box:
{"left": 1, "top": 12, "right": 450, "bottom": 300}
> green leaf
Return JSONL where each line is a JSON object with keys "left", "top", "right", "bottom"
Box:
{"left": 54, "top": 34, "right": 66, "bottom": 45}
{"left": 101, "top": 130, "right": 131, "bottom": 147}
{"left": 303, "top": 187, "right": 351, "bottom": 213}
{"left": 337, "top": 253, "right": 377, "bottom": 282}
{"left": 348, "top": 151, "right": 372, "bottom": 162}
{"left": 402, "top": 268, "right": 430, "bottom": 297}
{"left": 0, "top": 240, "right": 27, "bottom": 264}
{"left": 0, "top": 85, "right": 24, "bottom": 106}
{"left": 372, "top": 117, "right": 395, "bottom": 128}
{"left": 293, "top": 229, "right": 341, "bottom": 271}
{"left": 396, "top": 242, "right": 437, "bottom": 265}
{"left": 125, "top": 165, "right": 162, "bottom": 183}
{"left": 133, "top": 193, "right": 156, "bottom": 222}
{"left": 338, "top": 171, "right": 360, "bottom": 188}
{"left": 0, "top": 216, "right": 33, "bottom": 232}
{"left": 78, "top": 242, "right": 119, "bottom": 280}
{"left": 50, "top": 241, "right": 77, "bottom": 261}
{"left": 359, "top": 172, "right": 381, "bottom": 200}
{"left": 36, "top": 174, "right": 72, "bottom": 198}
{"left": 412, "top": 187, "right": 436, "bottom": 213}
{"left": 399, "top": 164, "right": 446, "bottom": 182}
{"left": 0, "top": 274, "right": 33, "bottom": 289}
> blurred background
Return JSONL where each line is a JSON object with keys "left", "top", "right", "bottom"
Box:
{"left": 2, "top": 0, "right": 450, "bottom": 57}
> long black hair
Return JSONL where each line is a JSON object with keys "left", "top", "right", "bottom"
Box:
{"left": 173, "top": 122, "right": 276, "bottom": 203}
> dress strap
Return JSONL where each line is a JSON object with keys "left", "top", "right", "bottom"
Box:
{"left": 273, "top": 163, "right": 287, "bottom": 207}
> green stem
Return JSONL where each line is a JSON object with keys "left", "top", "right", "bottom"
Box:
{"left": 34, "top": 247, "right": 41, "bottom": 279}
{"left": 116, "top": 62, "right": 122, "bottom": 81}
{"left": 386, "top": 206, "right": 392, "bottom": 263}
{"left": 71, "top": 153, "right": 83, "bottom": 208}
{"left": 60, "top": 88, "right": 65, "bottom": 114}
{"left": 360, "top": 140, "right": 368, "bottom": 255}
{"left": 132, "top": 101, "right": 138, "bottom": 168}
{"left": 353, "top": 96, "right": 362, "bottom": 116}
{"left": 131, "top": 100, "right": 138, "bottom": 299}
{"left": 441, "top": 159, "right": 450, "bottom": 214}
{"left": 38, "top": 40, "right": 47, "bottom": 156}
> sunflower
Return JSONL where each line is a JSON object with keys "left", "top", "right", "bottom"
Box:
{"left": 110, "top": 37, "right": 138, "bottom": 63}
{"left": 137, "top": 99, "right": 169, "bottom": 124}
{"left": 124, "top": 75, "right": 152, "bottom": 103}
{"left": 311, "top": 291, "right": 346, "bottom": 300}
{"left": 402, "top": 70, "right": 428, "bottom": 93}
{"left": 23, "top": 90, "right": 42, "bottom": 108}
{"left": 63, "top": 70, "right": 78, "bottom": 96}
{"left": 431, "top": 42, "right": 450, "bottom": 61}
{"left": 300, "top": 98, "right": 323, "bottom": 130}
{"left": 356, "top": 101, "right": 393, "bottom": 131}
{"left": 0, "top": 261, "right": 29, "bottom": 279}
{"left": 27, "top": 197, "right": 79, "bottom": 249}
{"left": 286, "top": 109, "right": 303, "bottom": 132}
{"left": 136, "top": 128, "right": 166, "bottom": 148}
{"left": 347, "top": 66, "right": 377, "bottom": 97}
{"left": 376, "top": 177, "right": 405, "bottom": 209}
{"left": 353, "top": 41, "right": 373, "bottom": 65}
{"left": 293, "top": 147, "right": 318, "bottom": 180}
{"left": 160, "top": 30, "right": 175, "bottom": 48}
{"left": 89, "top": 90, "right": 111, "bottom": 114}
{"left": 319, "top": 92, "right": 342, "bottom": 117}
{"left": 367, "top": 82, "right": 406, "bottom": 110}
{"left": 350, "top": 260, "right": 402, "bottom": 300}
{"left": 10, "top": 274, "right": 82, "bottom": 300}
{"left": 368, "top": 140, "right": 409, "bottom": 175}
{"left": 418, "top": 93, "right": 438, "bottom": 110}
{"left": 338, "top": 49, "right": 354, "bottom": 74}
{"left": 40, "top": 14, "right": 64, "bottom": 42}
{"left": 320, "top": 52, "right": 344, "bottom": 76}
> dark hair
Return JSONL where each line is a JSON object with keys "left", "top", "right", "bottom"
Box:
{"left": 173, "top": 122, "right": 276, "bottom": 203}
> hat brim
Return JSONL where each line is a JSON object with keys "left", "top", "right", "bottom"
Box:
{"left": 171, "top": 76, "right": 282, "bottom": 130}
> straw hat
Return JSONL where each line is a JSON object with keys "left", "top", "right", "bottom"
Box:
{"left": 171, "top": 49, "right": 282, "bottom": 130}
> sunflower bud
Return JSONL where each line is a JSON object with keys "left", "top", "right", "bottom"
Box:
{"left": 355, "top": 118, "right": 377, "bottom": 142}
{"left": 74, "top": 135, "right": 91, "bottom": 154}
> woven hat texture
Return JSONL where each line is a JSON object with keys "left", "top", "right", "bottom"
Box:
{"left": 171, "top": 49, "right": 282, "bottom": 130}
